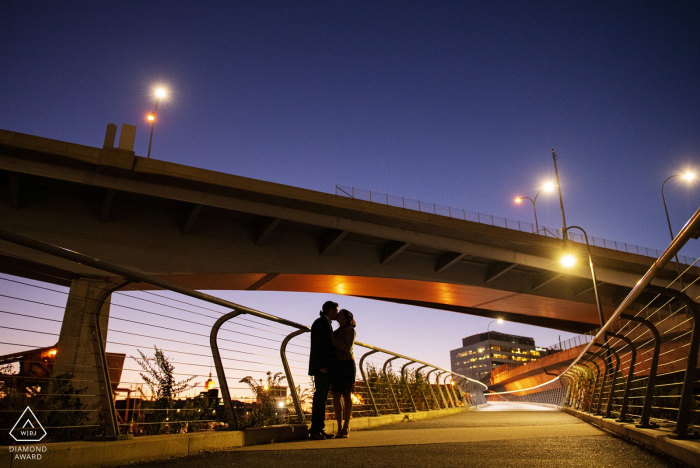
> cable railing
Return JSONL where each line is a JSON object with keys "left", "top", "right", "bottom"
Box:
{"left": 335, "top": 184, "right": 698, "bottom": 266}
{"left": 0, "top": 228, "right": 486, "bottom": 444}
{"left": 487, "top": 206, "right": 700, "bottom": 439}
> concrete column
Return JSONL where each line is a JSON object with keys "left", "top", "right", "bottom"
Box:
{"left": 51, "top": 278, "right": 115, "bottom": 410}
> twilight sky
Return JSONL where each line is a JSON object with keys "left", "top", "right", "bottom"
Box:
{"left": 1, "top": 2, "right": 699, "bottom": 373}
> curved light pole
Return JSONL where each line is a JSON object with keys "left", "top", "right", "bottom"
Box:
{"left": 661, "top": 172, "right": 695, "bottom": 287}
{"left": 515, "top": 183, "right": 554, "bottom": 235}
{"left": 561, "top": 226, "right": 604, "bottom": 327}
{"left": 147, "top": 87, "right": 167, "bottom": 159}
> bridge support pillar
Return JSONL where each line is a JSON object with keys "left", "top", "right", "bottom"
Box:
{"left": 52, "top": 278, "right": 118, "bottom": 432}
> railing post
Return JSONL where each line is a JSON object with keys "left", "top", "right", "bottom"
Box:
{"left": 90, "top": 280, "right": 131, "bottom": 440}
{"left": 645, "top": 286, "right": 700, "bottom": 439}
{"left": 280, "top": 329, "right": 308, "bottom": 423}
{"left": 210, "top": 311, "right": 244, "bottom": 429}
{"left": 442, "top": 375, "right": 456, "bottom": 407}
{"left": 383, "top": 356, "right": 401, "bottom": 413}
{"left": 620, "top": 313, "right": 662, "bottom": 428}
{"left": 434, "top": 371, "right": 449, "bottom": 409}
{"left": 447, "top": 374, "right": 460, "bottom": 405}
{"left": 415, "top": 365, "right": 432, "bottom": 410}
{"left": 583, "top": 353, "right": 602, "bottom": 413}
{"left": 425, "top": 369, "right": 441, "bottom": 409}
{"left": 401, "top": 361, "right": 418, "bottom": 412}
{"left": 596, "top": 343, "right": 620, "bottom": 418}
{"left": 605, "top": 332, "right": 637, "bottom": 423}
{"left": 359, "top": 350, "right": 380, "bottom": 416}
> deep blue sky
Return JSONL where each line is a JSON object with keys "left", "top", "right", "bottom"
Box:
{"left": 2, "top": 2, "right": 700, "bottom": 370}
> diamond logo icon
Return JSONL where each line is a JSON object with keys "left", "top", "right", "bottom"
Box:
{"left": 10, "top": 407, "right": 47, "bottom": 442}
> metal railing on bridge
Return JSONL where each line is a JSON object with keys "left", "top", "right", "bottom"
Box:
{"left": 487, "top": 207, "right": 700, "bottom": 439}
{"left": 335, "top": 184, "right": 698, "bottom": 266}
{"left": 0, "top": 229, "right": 486, "bottom": 444}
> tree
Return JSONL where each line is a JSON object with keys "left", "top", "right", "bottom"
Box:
{"left": 132, "top": 346, "right": 198, "bottom": 400}
{"left": 238, "top": 371, "right": 286, "bottom": 427}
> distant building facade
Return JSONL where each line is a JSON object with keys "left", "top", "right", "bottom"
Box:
{"left": 450, "top": 331, "right": 546, "bottom": 382}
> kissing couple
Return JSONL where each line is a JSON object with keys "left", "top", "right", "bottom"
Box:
{"left": 308, "top": 300, "right": 357, "bottom": 440}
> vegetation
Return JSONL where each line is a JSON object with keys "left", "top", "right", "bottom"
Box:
{"left": 0, "top": 372, "right": 91, "bottom": 444}
{"left": 239, "top": 371, "right": 286, "bottom": 427}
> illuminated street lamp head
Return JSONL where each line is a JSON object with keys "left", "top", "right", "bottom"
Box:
{"left": 514, "top": 197, "right": 523, "bottom": 203}
{"left": 497, "top": 318, "right": 503, "bottom": 324}
{"left": 147, "top": 113, "right": 155, "bottom": 122}
{"left": 682, "top": 171, "right": 695, "bottom": 182}
{"left": 561, "top": 254, "right": 577, "bottom": 268}
{"left": 543, "top": 182, "right": 555, "bottom": 192}
{"left": 154, "top": 88, "right": 167, "bottom": 99}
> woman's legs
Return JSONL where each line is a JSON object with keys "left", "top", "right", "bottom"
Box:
{"left": 341, "top": 390, "right": 353, "bottom": 432}
{"left": 332, "top": 391, "right": 342, "bottom": 434}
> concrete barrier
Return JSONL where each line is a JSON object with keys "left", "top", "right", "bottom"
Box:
{"left": 1, "top": 407, "right": 467, "bottom": 468}
{"left": 562, "top": 408, "right": 700, "bottom": 468}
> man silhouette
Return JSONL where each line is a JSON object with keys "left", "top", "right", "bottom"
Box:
{"left": 308, "top": 300, "right": 338, "bottom": 439}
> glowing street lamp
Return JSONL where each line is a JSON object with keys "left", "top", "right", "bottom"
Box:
{"left": 661, "top": 171, "right": 696, "bottom": 286}
{"left": 561, "top": 226, "right": 604, "bottom": 327}
{"left": 514, "top": 183, "right": 555, "bottom": 235}
{"left": 147, "top": 87, "right": 168, "bottom": 159}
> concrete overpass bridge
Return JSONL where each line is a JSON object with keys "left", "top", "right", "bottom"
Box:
{"left": 0, "top": 127, "right": 699, "bottom": 466}
{"left": 1, "top": 127, "right": 698, "bottom": 333}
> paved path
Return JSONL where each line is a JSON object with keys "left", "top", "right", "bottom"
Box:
{"left": 129, "top": 403, "right": 684, "bottom": 467}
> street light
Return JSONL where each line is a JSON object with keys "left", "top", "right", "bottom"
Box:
{"left": 560, "top": 226, "right": 604, "bottom": 327}
{"left": 514, "top": 183, "right": 555, "bottom": 235}
{"left": 661, "top": 171, "right": 695, "bottom": 286}
{"left": 551, "top": 150, "right": 569, "bottom": 240}
{"left": 147, "top": 87, "right": 167, "bottom": 159}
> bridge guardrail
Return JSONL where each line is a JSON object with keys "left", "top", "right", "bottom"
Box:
{"left": 335, "top": 183, "right": 697, "bottom": 266}
{"left": 488, "top": 206, "right": 700, "bottom": 439}
{"left": 0, "top": 228, "right": 486, "bottom": 443}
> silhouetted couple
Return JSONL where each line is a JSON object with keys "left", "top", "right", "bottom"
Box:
{"left": 308, "top": 300, "right": 357, "bottom": 440}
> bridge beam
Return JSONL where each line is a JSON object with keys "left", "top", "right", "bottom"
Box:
{"left": 182, "top": 203, "right": 203, "bottom": 234}
{"left": 485, "top": 262, "right": 517, "bottom": 283}
{"left": 381, "top": 242, "right": 411, "bottom": 266}
{"left": 320, "top": 230, "right": 349, "bottom": 255}
{"left": 435, "top": 252, "right": 467, "bottom": 273}
{"left": 256, "top": 217, "right": 281, "bottom": 245}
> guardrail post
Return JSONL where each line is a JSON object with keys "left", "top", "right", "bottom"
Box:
{"left": 383, "top": 356, "right": 401, "bottom": 413}
{"left": 620, "top": 313, "right": 662, "bottom": 428}
{"left": 210, "top": 311, "right": 244, "bottom": 429}
{"left": 415, "top": 365, "right": 432, "bottom": 411}
{"left": 435, "top": 371, "right": 449, "bottom": 408}
{"left": 280, "top": 329, "right": 308, "bottom": 423}
{"left": 359, "top": 350, "right": 380, "bottom": 416}
{"left": 591, "top": 342, "right": 619, "bottom": 417}
{"left": 401, "top": 361, "right": 418, "bottom": 412}
{"left": 90, "top": 280, "right": 131, "bottom": 440}
{"left": 583, "top": 353, "right": 602, "bottom": 413}
{"left": 426, "top": 369, "right": 442, "bottom": 409}
{"left": 646, "top": 286, "right": 700, "bottom": 439}
{"left": 607, "top": 332, "right": 637, "bottom": 423}
{"left": 442, "top": 375, "right": 456, "bottom": 407}
{"left": 447, "top": 374, "right": 460, "bottom": 405}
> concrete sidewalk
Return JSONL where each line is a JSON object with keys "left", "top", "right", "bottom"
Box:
{"left": 126, "top": 405, "right": 683, "bottom": 468}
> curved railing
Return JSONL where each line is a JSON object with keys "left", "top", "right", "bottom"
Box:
{"left": 487, "top": 206, "right": 700, "bottom": 439}
{"left": 0, "top": 228, "right": 486, "bottom": 441}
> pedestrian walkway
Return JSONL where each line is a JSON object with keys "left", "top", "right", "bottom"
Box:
{"left": 130, "top": 403, "right": 680, "bottom": 467}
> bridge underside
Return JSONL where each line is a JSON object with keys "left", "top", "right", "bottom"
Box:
{"left": 0, "top": 129, "right": 694, "bottom": 334}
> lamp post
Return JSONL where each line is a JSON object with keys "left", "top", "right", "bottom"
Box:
{"left": 515, "top": 183, "right": 554, "bottom": 235}
{"left": 551, "top": 149, "right": 568, "bottom": 240}
{"left": 147, "top": 88, "right": 167, "bottom": 159}
{"left": 661, "top": 172, "right": 695, "bottom": 287}
{"left": 560, "top": 226, "right": 604, "bottom": 327}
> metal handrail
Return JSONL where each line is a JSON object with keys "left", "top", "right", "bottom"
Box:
{"left": 487, "top": 205, "right": 700, "bottom": 399}
{"left": 0, "top": 227, "right": 486, "bottom": 432}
